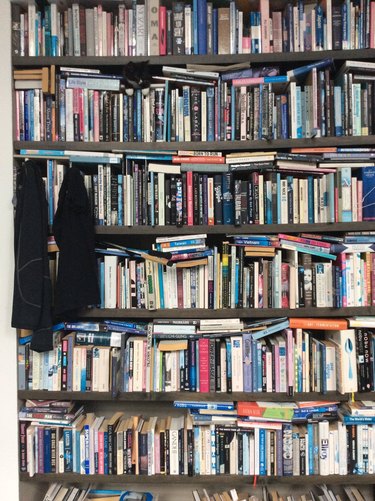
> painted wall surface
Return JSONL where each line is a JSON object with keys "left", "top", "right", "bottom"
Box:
{"left": 0, "top": 2, "right": 19, "bottom": 500}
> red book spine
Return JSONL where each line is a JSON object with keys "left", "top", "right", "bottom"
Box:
{"left": 198, "top": 338, "right": 210, "bottom": 392}
{"left": 172, "top": 156, "right": 225, "bottom": 164}
{"left": 187, "top": 171, "right": 194, "bottom": 225}
{"left": 79, "top": 87, "right": 84, "bottom": 141}
{"left": 159, "top": 6, "right": 167, "bottom": 55}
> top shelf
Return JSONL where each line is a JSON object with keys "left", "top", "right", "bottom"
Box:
{"left": 11, "top": 49, "right": 375, "bottom": 67}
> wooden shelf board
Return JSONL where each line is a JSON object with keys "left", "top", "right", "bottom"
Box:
{"left": 19, "top": 473, "right": 375, "bottom": 485}
{"left": 18, "top": 390, "right": 375, "bottom": 402}
{"left": 76, "top": 306, "right": 375, "bottom": 319}
{"left": 95, "top": 222, "right": 375, "bottom": 235}
{"left": 12, "top": 49, "right": 375, "bottom": 67}
{"left": 13, "top": 135, "right": 375, "bottom": 153}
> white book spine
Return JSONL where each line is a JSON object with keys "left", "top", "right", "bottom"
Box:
{"left": 231, "top": 336, "right": 244, "bottom": 392}
{"left": 72, "top": 4, "right": 81, "bottom": 57}
{"left": 318, "top": 420, "right": 330, "bottom": 475}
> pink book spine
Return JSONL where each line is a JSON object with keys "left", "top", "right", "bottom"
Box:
{"left": 260, "top": 0, "right": 270, "bottom": 52}
{"left": 187, "top": 171, "right": 194, "bottom": 226}
{"left": 232, "top": 76, "right": 264, "bottom": 87}
{"left": 242, "top": 36, "right": 250, "bottom": 53}
{"left": 278, "top": 233, "right": 331, "bottom": 249}
{"left": 337, "top": 253, "right": 347, "bottom": 308}
{"left": 198, "top": 338, "right": 210, "bottom": 392}
{"left": 281, "top": 263, "right": 290, "bottom": 308}
{"left": 363, "top": 258, "right": 368, "bottom": 307}
{"left": 286, "top": 328, "right": 294, "bottom": 395}
{"left": 357, "top": 179, "right": 363, "bottom": 221}
{"left": 98, "top": 431, "right": 104, "bottom": 474}
{"left": 272, "top": 11, "right": 283, "bottom": 52}
{"left": 274, "top": 344, "right": 280, "bottom": 393}
{"left": 159, "top": 6, "right": 167, "bottom": 56}
{"left": 94, "top": 90, "right": 100, "bottom": 142}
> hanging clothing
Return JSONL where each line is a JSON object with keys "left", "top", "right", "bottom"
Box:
{"left": 53, "top": 166, "right": 100, "bottom": 316}
{"left": 12, "top": 160, "right": 53, "bottom": 352}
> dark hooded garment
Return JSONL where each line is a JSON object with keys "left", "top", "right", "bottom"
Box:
{"left": 12, "top": 160, "right": 53, "bottom": 352}
{"left": 53, "top": 165, "right": 100, "bottom": 317}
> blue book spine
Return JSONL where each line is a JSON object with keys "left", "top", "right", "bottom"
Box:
{"left": 266, "top": 180, "right": 272, "bottom": 224}
{"left": 189, "top": 340, "right": 196, "bottom": 392}
{"left": 308, "top": 176, "right": 314, "bottom": 223}
{"left": 242, "top": 432, "right": 250, "bottom": 475}
{"left": 259, "top": 428, "right": 266, "bottom": 475}
{"left": 47, "top": 160, "right": 54, "bottom": 227}
{"left": 158, "top": 263, "right": 165, "bottom": 309}
{"left": 44, "top": 7, "right": 51, "bottom": 56}
{"left": 342, "top": 2, "right": 347, "bottom": 47}
{"left": 213, "top": 8, "right": 218, "bottom": 54}
{"left": 315, "top": 4, "right": 324, "bottom": 49}
{"left": 321, "top": 342, "right": 327, "bottom": 394}
{"left": 100, "top": 261, "right": 105, "bottom": 308}
{"left": 282, "top": 423, "right": 293, "bottom": 476}
{"left": 256, "top": 341, "right": 263, "bottom": 392}
{"left": 104, "top": 431, "right": 109, "bottom": 474}
{"left": 281, "top": 95, "right": 289, "bottom": 139}
{"left": 193, "top": 0, "right": 199, "bottom": 54}
{"left": 222, "top": 172, "right": 234, "bottom": 224}
{"left": 44, "top": 428, "right": 52, "bottom": 473}
{"left": 197, "top": 0, "right": 207, "bottom": 54}
{"left": 307, "top": 423, "right": 314, "bottom": 474}
{"left": 194, "top": 427, "right": 200, "bottom": 474}
{"left": 123, "top": 94, "right": 129, "bottom": 141}
{"left": 117, "top": 175, "right": 123, "bottom": 226}
{"left": 361, "top": 166, "right": 375, "bottom": 221}
{"left": 136, "top": 90, "right": 142, "bottom": 141}
{"left": 195, "top": 339, "right": 199, "bottom": 389}
{"left": 84, "top": 425, "right": 90, "bottom": 474}
{"left": 80, "top": 362, "right": 86, "bottom": 392}
{"left": 24, "top": 91, "right": 29, "bottom": 141}
{"left": 295, "top": 86, "right": 303, "bottom": 138}
{"left": 63, "top": 429, "right": 73, "bottom": 472}
{"left": 206, "top": 86, "right": 215, "bottom": 141}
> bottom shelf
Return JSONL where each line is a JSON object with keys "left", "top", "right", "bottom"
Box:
{"left": 19, "top": 473, "right": 375, "bottom": 485}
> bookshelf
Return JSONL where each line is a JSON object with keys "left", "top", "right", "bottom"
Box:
{"left": 11, "top": 0, "right": 375, "bottom": 500}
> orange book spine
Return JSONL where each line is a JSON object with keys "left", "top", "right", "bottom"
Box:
{"left": 289, "top": 318, "right": 348, "bottom": 330}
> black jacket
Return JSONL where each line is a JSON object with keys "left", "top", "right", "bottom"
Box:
{"left": 53, "top": 166, "right": 100, "bottom": 316}
{"left": 12, "top": 160, "right": 53, "bottom": 352}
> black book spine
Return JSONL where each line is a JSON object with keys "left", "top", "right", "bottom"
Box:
{"left": 261, "top": 343, "right": 267, "bottom": 392}
{"left": 108, "top": 424, "right": 114, "bottom": 475}
{"left": 50, "top": 428, "right": 56, "bottom": 473}
{"left": 299, "top": 434, "right": 306, "bottom": 475}
{"left": 248, "top": 261, "right": 255, "bottom": 309}
{"left": 241, "top": 179, "right": 248, "bottom": 225}
{"left": 172, "top": 2, "right": 185, "bottom": 55}
{"left": 198, "top": 174, "right": 204, "bottom": 225}
{"left": 182, "top": 172, "right": 188, "bottom": 225}
{"left": 45, "top": 95, "right": 53, "bottom": 142}
{"left": 86, "top": 347, "right": 92, "bottom": 391}
{"left": 104, "top": 91, "right": 111, "bottom": 142}
{"left": 165, "top": 177, "right": 171, "bottom": 225}
{"left": 190, "top": 86, "right": 201, "bottom": 141}
{"left": 159, "top": 431, "right": 165, "bottom": 474}
{"left": 270, "top": 430, "right": 276, "bottom": 476}
{"left": 237, "top": 246, "right": 244, "bottom": 309}
{"left": 298, "top": 265, "right": 305, "bottom": 307}
{"left": 193, "top": 172, "right": 199, "bottom": 225}
{"left": 234, "top": 178, "right": 241, "bottom": 226}
{"left": 213, "top": 174, "right": 223, "bottom": 224}
{"left": 332, "top": 5, "right": 343, "bottom": 50}
{"left": 110, "top": 174, "right": 118, "bottom": 225}
{"left": 170, "top": 175, "right": 177, "bottom": 225}
{"left": 11, "top": 4, "right": 22, "bottom": 56}
{"left": 112, "top": 94, "right": 120, "bottom": 142}
{"left": 167, "top": 10, "right": 173, "bottom": 55}
{"left": 128, "top": 92, "right": 134, "bottom": 142}
{"left": 176, "top": 176, "right": 183, "bottom": 226}
{"left": 178, "top": 428, "right": 184, "bottom": 474}
{"left": 187, "top": 428, "right": 194, "bottom": 476}
{"left": 237, "top": 431, "right": 243, "bottom": 474}
{"left": 154, "top": 173, "right": 159, "bottom": 225}
{"left": 202, "top": 175, "right": 208, "bottom": 225}
{"left": 19, "top": 421, "right": 27, "bottom": 472}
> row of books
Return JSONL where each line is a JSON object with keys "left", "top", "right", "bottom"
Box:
{"left": 193, "top": 485, "right": 370, "bottom": 501}
{"left": 14, "top": 59, "right": 375, "bottom": 143}
{"left": 19, "top": 399, "right": 375, "bottom": 477}
{"left": 27, "top": 149, "right": 375, "bottom": 227}
{"left": 90, "top": 233, "right": 375, "bottom": 310}
{"left": 12, "top": 0, "right": 375, "bottom": 58}
{"left": 18, "top": 317, "right": 375, "bottom": 395}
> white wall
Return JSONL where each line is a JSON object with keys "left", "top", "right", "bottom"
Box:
{"left": 0, "top": 2, "right": 19, "bottom": 500}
